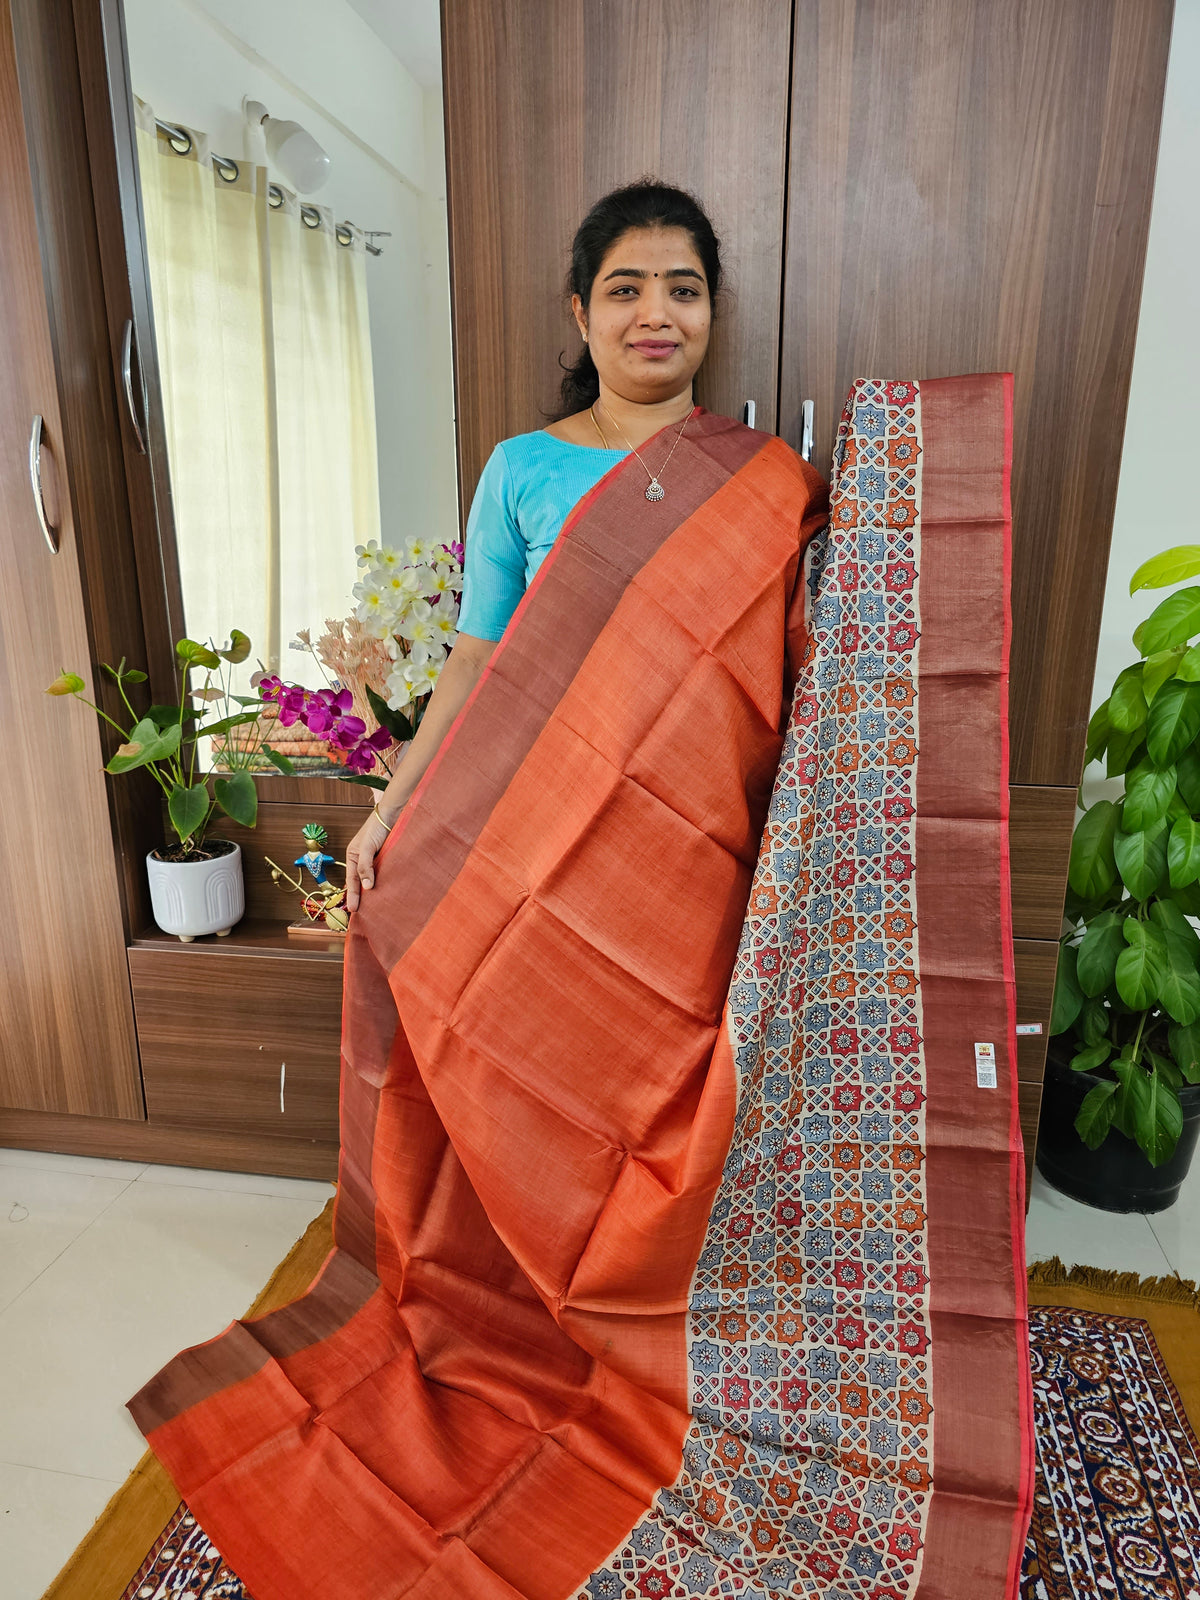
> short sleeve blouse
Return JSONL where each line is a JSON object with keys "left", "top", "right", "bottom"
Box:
{"left": 457, "top": 432, "right": 627, "bottom": 642}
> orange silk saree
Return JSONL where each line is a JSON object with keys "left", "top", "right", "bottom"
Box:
{"left": 131, "top": 384, "right": 1032, "bottom": 1599}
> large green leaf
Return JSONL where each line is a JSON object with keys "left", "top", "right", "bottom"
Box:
{"left": 167, "top": 782, "right": 210, "bottom": 842}
{"left": 1113, "top": 816, "right": 1168, "bottom": 900}
{"left": 1168, "top": 1020, "right": 1200, "bottom": 1084}
{"left": 1075, "top": 1079, "right": 1118, "bottom": 1150}
{"left": 1114, "top": 919, "right": 1167, "bottom": 1009}
{"left": 213, "top": 769, "right": 257, "bottom": 828}
{"left": 1168, "top": 814, "right": 1200, "bottom": 887}
{"left": 1076, "top": 996, "right": 1112, "bottom": 1046}
{"left": 1070, "top": 1040, "right": 1112, "bottom": 1073}
{"left": 1134, "top": 586, "right": 1200, "bottom": 655}
{"left": 217, "top": 628, "right": 251, "bottom": 664}
{"left": 1150, "top": 1049, "right": 1184, "bottom": 1090}
{"left": 1176, "top": 745, "right": 1200, "bottom": 811}
{"left": 1146, "top": 679, "right": 1200, "bottom": 765}
{"left": 1114, "top": 1057, "right": 1183, "bottom": 1167}
{"left": 104, "top": 717, "right": 181, "bottom": 774}
{"left": 1108, "top": 666, "right": 1147, "bottom": 733}
{"left": 1158, "top": 931, "right": 1200, "bottom": 1025}
{"left": 1149, "top": 897, "right": 1200, "bottom": 950}
{"left": 1106, "top": 729, "right": 1146, "bottom": 779}
{"left": 1143, "top": 647, "right": 1187, "bottom": 701}
{"left": 1084, "top": 700, "right": 1111, "bottom": 767}
{"left": 1068, "top": 801, "right": 1120, "bottom": 900}
{"left": 1075, "top": 911, "right": 1127, "bottom": 997}
{"left": 1122, "top": 763, "right": 1177, "bottom": 832}
{"left": 1176, "top": 643, "right": 1200, "bottom": 683}
{"left": 1050, "top": 942, "right": 1084, "bottom": 1035}
{"left": 1130, "top": 547, "right": 1200, "bottom": 595}
{"left": 175, "top": 637, "right": 221, "bottom": 670}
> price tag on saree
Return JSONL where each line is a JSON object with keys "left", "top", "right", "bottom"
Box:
{"left": 974, "top": 1041, "right": 998, "bottom": 1088}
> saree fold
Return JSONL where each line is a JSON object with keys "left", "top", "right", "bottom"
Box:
{"left": 130, "top": 387, "right": 1032, "bottom": 1599}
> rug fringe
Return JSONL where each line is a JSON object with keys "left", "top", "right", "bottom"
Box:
{"left": 1028, "top": 1256, "right": 1200, "bottom": 1309}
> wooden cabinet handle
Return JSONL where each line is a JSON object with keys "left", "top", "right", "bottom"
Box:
{"left": 28, "top": 414, "right": 58, "bottom": 555}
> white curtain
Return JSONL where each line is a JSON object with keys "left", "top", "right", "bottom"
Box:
{"left": 134, "top": 102, "right": 380, "bottom": 685}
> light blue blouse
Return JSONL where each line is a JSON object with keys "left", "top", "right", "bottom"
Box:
{"left": 457, "top": 431, "right": 628, "bottom": 642}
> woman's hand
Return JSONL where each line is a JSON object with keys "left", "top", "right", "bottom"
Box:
{"left": 345, "top": 810, "right": 396, "bottom": 911}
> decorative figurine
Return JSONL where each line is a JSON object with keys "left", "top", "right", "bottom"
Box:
{"left": 265, "top": 822, "right": 350, "bottom": 937}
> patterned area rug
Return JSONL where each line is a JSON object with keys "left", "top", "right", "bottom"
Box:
{"left": 1021, "top": 1304, "right": 1200, "bottom": 1600}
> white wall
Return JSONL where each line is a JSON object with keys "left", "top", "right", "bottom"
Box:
{"left": 123, "top": 0, "right": 458, "bottom": 602}
{"left": 1085, "top": 0, "right": 1200, "bottom": 792}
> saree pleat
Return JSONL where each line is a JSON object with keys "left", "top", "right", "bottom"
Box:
{"left": 129, "top": 390, "right": 1031, "bottom": 1599}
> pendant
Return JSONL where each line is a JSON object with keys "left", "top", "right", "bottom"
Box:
{"left": 645, "top": 480, "right": 665, "bottom": 502}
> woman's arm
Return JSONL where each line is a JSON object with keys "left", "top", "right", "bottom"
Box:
{"left": 344, "top": 632, "right": 497, "bottom": 909}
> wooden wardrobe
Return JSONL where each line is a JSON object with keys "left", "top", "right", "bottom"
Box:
{"left": 0, "top": 0, "right": 1175, "bottom": 1184}
{"left": 441, "top": 0, "right": 1175, "bottom": 1181}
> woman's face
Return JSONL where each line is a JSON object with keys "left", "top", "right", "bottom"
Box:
{"left": 573, "top": 226, "right": 711, "bottom": 407}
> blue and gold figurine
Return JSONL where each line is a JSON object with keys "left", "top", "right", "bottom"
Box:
{"left": 265, "top": 821, "right": 350, "bottom": 936}
{"left": 296, "top": 823, "right": 336, "bottom": 887}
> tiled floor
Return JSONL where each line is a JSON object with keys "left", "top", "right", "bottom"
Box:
{"left": 0, "top": 1147, "right": 334, "bottom": 1600}
{"left": 0, "top": 1147, "right": 1195, "bottom": 1600}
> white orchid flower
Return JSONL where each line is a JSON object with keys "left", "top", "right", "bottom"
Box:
{"left": 428, "top": 563, "right": 458, "bottom": 598}
{"left": 430, "top": 612, "right": 459, "bottom": 647}
{"left": 405, "top": 536, "right": 437, "bottom": 565}
{"left": 403, "top": 657, "right": 441, "bottom": 696}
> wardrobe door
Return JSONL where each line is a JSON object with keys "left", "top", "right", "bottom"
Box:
{"left": 0, "top": 0, "right": 141, "bottom": 1117}
{"left": 442, "top": 0, "right": 794, "bottom": 506}
{"left": 779, "top": 0, "right": 1172, "bottom": 789}
{"left": 778, "top": 0, "right": 1173, "bottom": 1171}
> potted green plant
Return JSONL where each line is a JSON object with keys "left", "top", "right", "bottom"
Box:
{"left": 47, "top": 631, "right": 281, "bottom": 941}
{"left": 1044, "top": 545, "right": 1200, "bottom": 1213}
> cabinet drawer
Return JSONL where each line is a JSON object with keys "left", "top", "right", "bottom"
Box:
{"left": 129, "top": 949, "right": 342, "bottom": 1143}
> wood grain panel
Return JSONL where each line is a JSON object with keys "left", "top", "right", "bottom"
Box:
{"left": 1014, "top": 935, "right": 1059, "bottom": 1086}
{"left": 442, "top": 0, "right": 794, "bottom": 509}
{"left": 781, "top": 0, "right": 1173, "bottom": 786}
{"left": 0, "top": 1104, "right": 337, "bottom": 1180}
{"left": 0, "top": 0, "right": 140, "bottom": 1118}
{"left": 129, "top": 947, "right": 342, "bottom": 1143}
{"left": 10, "top": 0, "right": 165, "bottom": 940}
{"left": 1009, "top": 784, "right": 1075, "bottom": 940}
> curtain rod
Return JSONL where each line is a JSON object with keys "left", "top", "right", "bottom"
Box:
{"left": 153, "top": 117, "right": 389, "bottom": 256}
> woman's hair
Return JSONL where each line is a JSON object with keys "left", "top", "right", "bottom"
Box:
{"left": 554, "top": 180, "right": 722, "bottom": 419}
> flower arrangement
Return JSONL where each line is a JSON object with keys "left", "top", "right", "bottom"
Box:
{"left": 47, "top": 631, "right": 269, "bottom": 856}
{"left": 1052, "top": 545, "right": 1200, "bottom": 1166}
{"left": 254, "top": 537, "right": 464, "bottom": 792}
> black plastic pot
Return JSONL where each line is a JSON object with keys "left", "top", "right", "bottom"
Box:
{"left": 1036, "top": 1043, "right": 1200, "bottom": 1214}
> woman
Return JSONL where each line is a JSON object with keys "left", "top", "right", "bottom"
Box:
{"left": 131, "top": 185, "right": 1032, "bottom": 1600}
{"left": 342, "top": 181, "right": 824, "bottom": 905}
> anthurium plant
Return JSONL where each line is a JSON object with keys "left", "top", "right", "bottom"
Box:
{"left": 1053, "top": 545, "right": 1200, "bottom": 1167}
{"left": 47, "top": 631, "right": 279, "bottom": 858}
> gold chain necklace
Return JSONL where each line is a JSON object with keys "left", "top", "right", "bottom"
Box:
{"left": 591, "top": 401, "right": 691, "bottom": 501}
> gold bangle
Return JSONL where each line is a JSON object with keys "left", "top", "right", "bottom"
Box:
{"left": 372, "top": 804, "right": 394, "bottom": 832}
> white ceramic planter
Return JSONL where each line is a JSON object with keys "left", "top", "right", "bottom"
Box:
{"left": 146, "top": 842, "right": 245, "bottom": 941}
